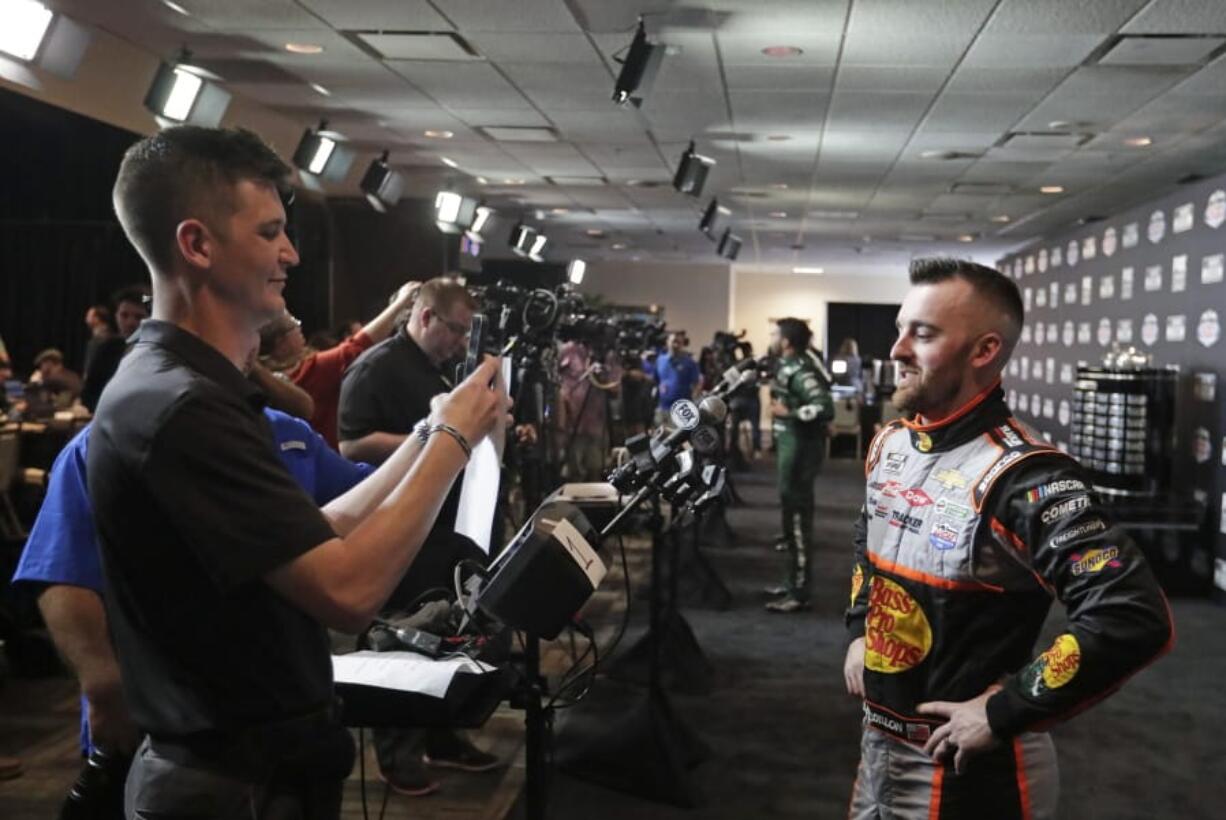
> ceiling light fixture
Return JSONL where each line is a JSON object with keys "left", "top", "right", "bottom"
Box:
{"left": 761, "top": 45, "right": 804, "bottom": 57}
{"left": 435, "top": 191, "right": 478, "bottom": 234}
{"left": 284, "top": 42, "right": 324, "bottom": 54}
{"left": 0, "top": 0, "right": 54, "bottom": 61}
{"left": 424, "top": 129, "right": 453, "bottom": 139}
{"left": 161, "top": 0, "right": 190, "bottom": 15}
{"left": 699, "top": 198, "right": 731, "bottom": 238}
{"left": 957, "top": 234, "right": 976, "bottom": 243}
{"left": 292, "top": 120, "right": 343, "bottom": 177}
{"left": 793, "top": 266, "right": 823, "bottom": 274}
{"left": 672, "top": 141, "right": 715, "bottom": 197}
{"left": 440, "top": 156, "right": 459, "bottom": 169}
{"left": 771, "top": 182, "right": 789, "bottom": 190}
{"left": 717, "top": 228, "right": 742, "bottom": 260}
{"left": 610, "top": 242, "right": 627, "bottom": 250}
{"left": 501, "top": 178, "right": 526, "bottom": 186}
{"left": 309, "top": 82, "right": 330, "bottom": 96}
{"left": 766, "top": 134, "right": 791, "bottom": 142}
{"left": 476, "top": 176, "right": 489, "bottom": 185}
{"left": 144, "top": 52, "right": 231, "bottom": 126}
{"left": 612, "top": 17, "right": 664, "bottom": 108}
{"left": 360, "top": 150, "right": 404, "bottom": 213}
{"left": 769, "top": 210, "right": 788, "bottom": 218}
{"left": 1124, "top": 136, "right": 1153, "bottom": 147}
{"left": 550, "top": 207, "right": 570, "bottom": 215}
{"left": 1039, "top": 185, "right": 1065, "bottom": 194}
{"left": 585, "top": 228, "right": 605, "bottom": 238}
{"left": 990, "top": 214, "right": 1011, "bottom": 223}
{"left": 467, "top": 206, "right": 493, "bottom": 238}
{"left": 567, "top": 259, "right": 586, "bottom": 285}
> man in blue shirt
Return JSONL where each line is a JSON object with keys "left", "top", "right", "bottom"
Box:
{"left": 653, "top": 332, "right": 701, "bottom": 423}
{"left": 11, "top": 410, "right": 372, "bottom": 814}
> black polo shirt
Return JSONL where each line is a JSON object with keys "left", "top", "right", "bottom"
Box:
{"left": 338, "top": 329, "right": 480, "bottom": 603}
{"left": 88, "top": 321, "right": 338, "bottom": 739}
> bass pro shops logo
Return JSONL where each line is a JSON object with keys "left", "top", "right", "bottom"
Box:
{"left": 864, "top": 577, "right": 932, "bottom": 674}
{"left": 1021, "top": 633, "right": 1081, "bottom": 697}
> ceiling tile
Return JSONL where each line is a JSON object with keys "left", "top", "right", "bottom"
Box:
{"left": 826, "top": 91, "right": 931, "bottom": 131}
{"left": 386, "top": 61, "right": 533, "bottom": 108}
{"left": 467, "top": 33, "right": 604, "bottom": 65}
{"left": 1121, "top": 0, "right": 1226, "bottom": 34}
{"left": 432, "top": 0, "right": 583, "bottom": 33}
{"left": 960, "top": 34, "right": 1107, "bottom": 69}
{"left": 297, "top": 0, "right": 452, "bottom": 30}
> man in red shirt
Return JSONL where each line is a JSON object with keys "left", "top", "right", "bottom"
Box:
{"left": 261, "top": 282, "right": 418, "bottom": 448}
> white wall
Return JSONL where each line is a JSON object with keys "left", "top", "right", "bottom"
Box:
{"left": 578, "top": 261, "right": 731, "bottom": 346}
{"left": 730, "top": 267, "right": 912, "bottom": 357}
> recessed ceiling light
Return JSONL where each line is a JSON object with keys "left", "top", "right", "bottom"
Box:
{"left": 309, "top": 83, "right": 330, "bottom": 96}
{"left": 610, "top": 242, "right": 627, "bottom": 250}
{"left": 957, "top": 234, "right": 976, "bottom": 243}
{"left": 766, "top": 134, "right": 791, "bottom": 142}
{"left": 631, "top": 255, "right": 642, "bottom": 261}
{"left": 284, "top": 42, "right": 324, "bottom": 54}
{"left": 475, "top": 176, "right": 488, "bottom": 184}
{"left": 1047, "top": 120, "right": 1072, "bottom": 130}
{"left": 585, "top": 228, "right": 605, "bottom": 238}
{"left": 1040, "top": 185, "right": 1065, "bottom": 194}
{"left": 1124, "top": 136, "right": 1153, "bottom": 147}
{"left": 771, "top": 182, "right": 789, "bottom": 189}
{"left": 550, "top": 207, "right": 570, "bottom": 215}
{"left": 990, "top": 214, "right": 1011, "bottom": 223}
{"left": 440, "top": 156, "right": 458, "bottom": 168}
{"left": 424, "top": 129, "right": 453, "bottom": 139}
{"left": 793, "top": 266, "right": 823, "bottom": 274}
{"left": 769, "top": 211, "right": 788, "bottom": 218}
{"left": 161, "top": 0, "right": 190, "bottom": 14}
{"left": 501, "top": 178, "right": 526, "bottom": 185}
{"left": 761, "top": 46, "right": 804, "bottom": 58}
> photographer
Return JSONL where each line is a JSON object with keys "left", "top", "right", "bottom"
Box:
{"left": 93, "top": 126, "right": 509, "bottom": 818}
{"left": 557, "top": 340, "right": 620, "bottom": 482}
{"left": 652, "top": 332, "right": 701, "bottom": 426}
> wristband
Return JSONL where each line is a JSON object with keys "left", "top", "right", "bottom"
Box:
{"left": 427, "top": 423, "right": 472, "bottom": 459}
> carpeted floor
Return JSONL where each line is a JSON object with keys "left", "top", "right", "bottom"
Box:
{"left": 536, "top": 458, "right": 1226, "bottom": 820}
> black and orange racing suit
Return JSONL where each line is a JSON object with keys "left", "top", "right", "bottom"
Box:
{"left": 845, "top": 383, "right": 1173, "bottom": 819}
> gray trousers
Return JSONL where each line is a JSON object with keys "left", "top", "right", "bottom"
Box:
{"left": 124, "top": 737, "right": 344, "bottom": 820}
{"left": 849, "top": 725, "right": 1058, "bottom": 820}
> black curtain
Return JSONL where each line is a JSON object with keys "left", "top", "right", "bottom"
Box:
{"left": 0, "top": 87, "right": 146, "bottom": 376}
{"left": 826, "top": 302, "right": 901, "bottom": 361}
{"left": 0, "top": 87, "right": 331, "bottom": 376}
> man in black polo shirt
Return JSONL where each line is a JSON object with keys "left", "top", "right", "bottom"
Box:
{"left": 90, "top": 126, "right": 509, "bottom": 819}
{"left": 338, "top": 277, "right": 495, "bottom": 794}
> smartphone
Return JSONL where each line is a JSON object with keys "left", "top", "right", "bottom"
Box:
{"left": 456, "top": 314, "right": 487, "bottom": 383}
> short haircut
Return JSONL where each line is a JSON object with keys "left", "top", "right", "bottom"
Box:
{"left": 110, "top": 285, "right": 150, "bottom": 313}
{"left": 776, "top": 317, "right": 812, "bottom": 352}
{"left": 112, "top": 126, "right": 292, "bottom": 273}
{"left": 34, "top": 348, "right": 64, "bottom": 367}
{"left": 417, "top": 277, "right": 477, "bottom": 318}
{"left": 909, "top": 258, "right": 1024, "bottom": 341}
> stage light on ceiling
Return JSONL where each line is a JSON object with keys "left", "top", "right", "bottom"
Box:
{"left": 672, "top": 141, "right": 715, "bottom": 198}
{"left": 567, "top": 259, "right": 586, "bottom": 285}
{"left": 468, "top": 206, "right": 493, "bottom": 238}
{"left": 528, "top": 233, "right": 548, "bottom": 262}
{"left": 699, "top": 199, "right": 731, "bottom": 238}
{"left": 717, "top": 228, "right": 742, "bottom": 260}
{"left": 292, "top": 121, "right": 348, "bottom": 178}
{"left": 360, "top": 150, "right": 404, "bottom": 214}
{"left": 509, "top": 222, "right": 538, "bottom": 257}
{"left": 144, "top": 51, "right": 231, "bottom": 127}
{"left": 0, "top": 0, "right": 54, "bottom": 61}
{"left": 435, "top": 191, "right": 478, "bottom": 234}
{"left": 612, "top": 18, "right": 665, "bottom": 108}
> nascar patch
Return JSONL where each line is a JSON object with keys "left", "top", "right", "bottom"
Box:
{"left": 1025, "top": 478, "right": 1087, "bottom": 503}
{"left": 929, "top": 522, "right": 959, "bottom": 551}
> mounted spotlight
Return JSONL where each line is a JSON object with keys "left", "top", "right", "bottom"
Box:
{"left": 699, "top": 198, "right": 731, "bottom": 239}
{"left": 717, "top": 227, "right": 742, "bottom": 260}
{"left": 467, "top": 205, "right": 494, "bottom": 239}
{"left": 612, "top": 18, "right": 664, "bottom": 108}
{"left": 360, "top": 150, "right": 404, "bottom": 213}
{"left": 528, "top": 232, "right": 548, "bottom": 262}
{"left": 567, "top": 259, "right": 586, "bottom": 285}
{"left": 435, "top": 191, "right": 478, "bottom": 234}
{"left": 673, "top": 141, "right": 715, "bottom": 197}
{"left": 144, "top": 49, "right": 231, "bottom": 127}
{"left": 509, "top": 222, "right": 538, "bottom": 257}
{"left": 293, "top": 120, "right": 341, "bottom": 176}
{"left": 0, "top": 0, "right": 53, "bottom": 60}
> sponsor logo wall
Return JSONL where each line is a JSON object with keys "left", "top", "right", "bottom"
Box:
{"left": 999, "top": 176, "right": 1226, "bottom": 595}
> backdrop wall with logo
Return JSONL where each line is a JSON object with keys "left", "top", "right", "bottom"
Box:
{"left": 998, "top": 174, "right": 1226, "bottom": 600}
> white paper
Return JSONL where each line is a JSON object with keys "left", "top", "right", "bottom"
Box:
{"left": 455, "top": 436, "right": 501, "bottom": 554}
{"left": 331, "top": 651, "right": 493, "bottom": 698}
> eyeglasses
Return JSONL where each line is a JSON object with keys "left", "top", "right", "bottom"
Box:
{"left": 437, "top": 315, "right": 470, "bottom": 337}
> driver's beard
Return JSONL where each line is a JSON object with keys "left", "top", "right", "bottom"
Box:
{"left": 891, "top": 370, "right": 962, "bottom": 420}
